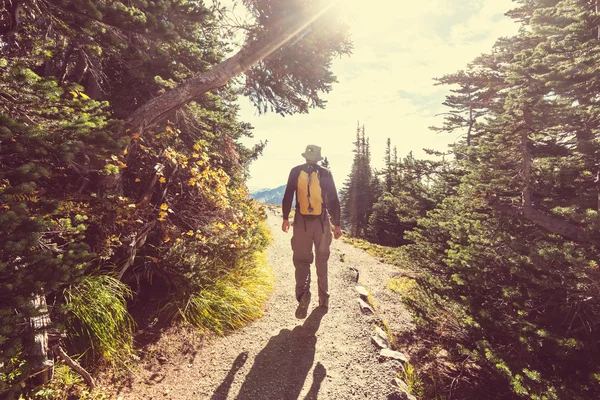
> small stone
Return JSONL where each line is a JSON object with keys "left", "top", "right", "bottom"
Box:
{"left": 379, "top": 348, "right": 408, "bottom": 363}
{"left": 392, "top": 377, "right": 409, "bottom": 391}
{"left": 374, "top": 326, "right": 388, "bottom": 341}
{"left": 371, "top": 334, "right": 389, "bottom": 349}
{"left": 355, "top": 286, "right": 369, "bottom": 298}
{"left": 358, "top": 299, "right": 374, "bottom": 314}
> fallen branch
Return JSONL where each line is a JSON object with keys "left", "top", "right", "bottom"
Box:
{"left": 52, "top": 345, "right": 95, "bottom": 389}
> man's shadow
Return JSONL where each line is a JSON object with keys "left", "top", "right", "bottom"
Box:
{"left": 210, "top": 307, "right": 327, "bottom": 400}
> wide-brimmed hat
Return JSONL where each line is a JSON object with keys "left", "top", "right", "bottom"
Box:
{"left": 302, "top": 144, "right": 324, "bottom": 162}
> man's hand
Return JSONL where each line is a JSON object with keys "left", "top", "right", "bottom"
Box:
{"left": 282, "top": 219, "right": 290, "bottom": 233}
{"left": 333, "top": 226, "right": 342, "bottom": 239}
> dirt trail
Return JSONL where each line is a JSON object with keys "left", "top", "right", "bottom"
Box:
{"left": 119, "top": 212, "right": 413, "bottom": 399}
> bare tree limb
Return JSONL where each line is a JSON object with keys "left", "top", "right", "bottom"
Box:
{"left": 52, "top": 345, "right": 95, "bottom": 389}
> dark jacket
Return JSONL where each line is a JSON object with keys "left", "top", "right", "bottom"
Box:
{"left": 282, "top": 163, "right": 341, "bottom": 226}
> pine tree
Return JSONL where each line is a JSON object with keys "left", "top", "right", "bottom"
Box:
{"left": 0, "top": 0, "right": 352, "bottom": 394}
{"left": 401, "top": 1, "right": 600, "bottom": 397}
{"left": 341, "top": 123, "right": 374, "bottom": 237}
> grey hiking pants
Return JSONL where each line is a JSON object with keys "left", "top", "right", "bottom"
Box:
{"left": 291, "top": 213, "right": 332, "bottom": 302}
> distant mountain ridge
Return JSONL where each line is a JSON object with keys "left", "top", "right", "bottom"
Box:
{"left": 250, "top": 184, "right": 288, "bottom": 205}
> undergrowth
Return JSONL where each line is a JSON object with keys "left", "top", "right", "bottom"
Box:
{"left": 26, "top": 362, "right": 111, "bottom": 400}
{"left": 171, "top": 250, "right": 274, "bottom": 335}
{"left": 63, "top": 275, "right": 136, "bottom": 368}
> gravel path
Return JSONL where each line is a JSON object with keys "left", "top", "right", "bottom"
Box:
{"left": 119, "top": 212, "right": 413, "bottom": 400}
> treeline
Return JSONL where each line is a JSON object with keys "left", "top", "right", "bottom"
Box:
{"left": 0, "top": 0, "right": 350, "bottom": 398}
{"left": 341, "top": 125, "right": 444, "bottom": 246}
{"left": 343, "top": 1, "right": 600, "bottom": 399}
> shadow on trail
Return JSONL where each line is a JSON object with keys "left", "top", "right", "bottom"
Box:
{"left": 211, "top": 307, "right": 327, "bottom": 400}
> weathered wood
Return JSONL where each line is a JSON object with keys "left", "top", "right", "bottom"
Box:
{"left": 28, "top": 293, "right": 54, "bottom": 385}
{"left": 117, "top": 220, "right": 156, "bottom": 280}
{"left": 53, "top": 345, "right": 95, "bottom": 389}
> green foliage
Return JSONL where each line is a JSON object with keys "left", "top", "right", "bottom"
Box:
{"left": 161, "top": 250, "right": 274, "bottom": 335}
{"left": 397, "top": 362, "right": 424, "bottom": 397}
{"left": 29, "top": 363, "right": 111, "bottom": 400}
{"left": 339, "top": 2, "right": 600, "bottom": 398}
{"left": 391, "top": 1, "right": 600, "bottom": 396}
{"left": 1, "top": 0, "right": 349, "bottom": 395}
{"left": 340, "top": 124, "right": 374, "bottom": 237}
{"left": 63, "top": 275, "right": 135, "bottom": 367}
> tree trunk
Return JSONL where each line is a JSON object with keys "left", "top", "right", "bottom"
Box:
{"left": 27, "top": 293, "right": 54, "bottom": 385}
{"left": 520, "top": 129, "right": 582, "bottom": 241}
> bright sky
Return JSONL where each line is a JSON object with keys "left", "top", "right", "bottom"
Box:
{"left": 224, "top": 0, "right": 520, "bottom": 190}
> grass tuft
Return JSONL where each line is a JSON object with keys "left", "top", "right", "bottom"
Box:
{"left": 398, "top": 361, "right": 424, "bottom": 397}
{"left": 170, "top": 251, "right": 274, "bottom": 335}
{"left": 64, "top": 275, "right": 135, "bottom": 367}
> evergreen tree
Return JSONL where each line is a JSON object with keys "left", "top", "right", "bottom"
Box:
{"left": 341, "top": 123, "right": 374, "bottom": 237}
{"left": 400, "top": 1, "right": 600, "bottom": 398}
{"left": 0, "top": 0, "right": 351, "bottom": 395}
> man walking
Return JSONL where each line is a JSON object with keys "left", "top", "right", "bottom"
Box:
{"left": 282, "top": 145, "right": 343, "bottom": 319}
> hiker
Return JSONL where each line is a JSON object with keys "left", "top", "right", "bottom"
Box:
{"left": 281, "top": 144, "right": 343, "bottom": 319}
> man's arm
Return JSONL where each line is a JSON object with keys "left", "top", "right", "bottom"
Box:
{"left": 323, "top": 170, "right": 341, "bottom": 227}
{"left": 282, "top": 167, "right": 297, "bottom": 220}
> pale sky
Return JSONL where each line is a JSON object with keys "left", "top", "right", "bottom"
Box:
{"left": 222, "top": 0, "right": 520, "bottom": 190}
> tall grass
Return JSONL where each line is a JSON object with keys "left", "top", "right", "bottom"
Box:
{"left": 63, "top": 275, "right": 135, "bottom": 367}
{"left": 164, "top": 251, "right": 274, "bottom": 335}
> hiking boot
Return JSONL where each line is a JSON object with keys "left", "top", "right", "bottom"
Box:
{"left": 295, "top": 292, "right": 311, "bottom": 319}
{"left": 319, "top": 297, "right": 329, "bottom": 310}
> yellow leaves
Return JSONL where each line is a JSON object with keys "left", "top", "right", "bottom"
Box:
{"left": 158, "top": 204, "right": 170, "bottom": 221}
{"left": 159, "top": 177, "right": 166, "bottom": 184}
{"left": 131, "top": 132, "right": 141, "bottom": 140}
{"left": 212, "top": 221, "right": 226, "bottom": 231}
{"left": 110, "top": 155, "right": 127, "bottom": 168}
{"left": 194, "top": 233, "right": 205, "bottom": 241}
{"left": 70, "top": 90, "right": 90, "bottom": 99}
{"left": 186, "top": 230, "right": 194, "bottom": 236}
{"left": 135, "top": 178, "right": 141, "bottom": 183}
{"left": 193, "top": 143, "right": 201, "bottom": 151}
